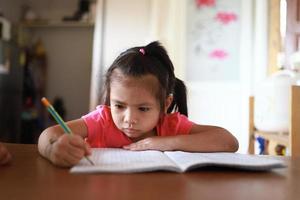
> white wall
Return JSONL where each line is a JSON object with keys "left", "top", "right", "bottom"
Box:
{"left": 102, "top": 0, "right": 151, "bottom": 70}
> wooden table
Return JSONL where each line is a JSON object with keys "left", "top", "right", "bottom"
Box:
{"left": 0, "top": 143, "right": 299, "bottom": 200}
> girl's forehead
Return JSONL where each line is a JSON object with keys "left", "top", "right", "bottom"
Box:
{"left": 110, "top": 74, "right": 161, "bottom": 105}
{"left": 110, "top": 75, "right": 160, "bottom": 105}
{"left": 111, "top": 73, "right": 159, "bottom": 91}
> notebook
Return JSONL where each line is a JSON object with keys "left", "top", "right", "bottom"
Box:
{"left": 70, "top": 148, "right": 286, "bottom": 173}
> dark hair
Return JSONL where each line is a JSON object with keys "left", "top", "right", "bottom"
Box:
{"left": 101, "top": 41, "right": 188, "bottom": 116}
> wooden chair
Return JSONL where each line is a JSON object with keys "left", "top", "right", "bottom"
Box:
{"left": 248, "top": 85, "right": 300, "bottom": 157}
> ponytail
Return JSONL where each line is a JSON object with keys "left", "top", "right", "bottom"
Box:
{"left": 145, "top": 42, "right": 188, "bottom": 116}
{"left": 167, "top": 78, "right": 188, "bottom": 116}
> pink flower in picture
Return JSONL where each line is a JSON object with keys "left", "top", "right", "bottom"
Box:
{"left": 215, "top": 12, "right": 238, "bottom": 25}
{"left": 209, "top": 49, "right": 228, "bottom": 60}
{"left": 195, "top": 0, "right": 215, "bottom": 8}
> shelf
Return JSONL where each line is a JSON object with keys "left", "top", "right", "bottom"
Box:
{"left": 248, "top": 85, "right": 300, "bottom": 157}
{"left": 20, "top": 21, "right": 94, "bottom": 28}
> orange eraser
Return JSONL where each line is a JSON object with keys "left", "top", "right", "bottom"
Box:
{"left": 41, "top": 97, "right": 51, "bottom": 107}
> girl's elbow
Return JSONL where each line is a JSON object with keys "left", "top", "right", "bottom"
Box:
{"left": 222, "top": 128, "right": 239, "bottom": 152}
{"left": 230, "top": 138, "right": 239, "bottom": 152}
{"left": 226, "top": 135, "right": 239, "bottom": 152}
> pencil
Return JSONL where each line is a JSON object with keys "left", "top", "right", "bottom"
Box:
{"left": 41, "top": 97, "right": 94, "bottom": 165}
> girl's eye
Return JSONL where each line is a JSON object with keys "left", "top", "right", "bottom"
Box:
{"left": 114, "top": 104, "right": 124, "bottom": 109}
{"left": 139, "top": 107, "right": 150, "bottom": 112}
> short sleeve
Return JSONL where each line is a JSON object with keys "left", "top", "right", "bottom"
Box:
{"left": 81, "top": 105, "right": 112, "bottom": 147}
{"left": 157, "top": 113, "right": 194, "bottom": 136}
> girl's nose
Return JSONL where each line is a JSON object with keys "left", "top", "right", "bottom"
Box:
{"left": 124, "top": 109, "right": 138, "bottom": 125}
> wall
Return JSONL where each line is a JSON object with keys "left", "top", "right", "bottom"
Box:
{"left": 0, "top": 0, "right": 22, "bottom": 22}
{"left": 102, "top": 0, "right": 151, "bottom": 70}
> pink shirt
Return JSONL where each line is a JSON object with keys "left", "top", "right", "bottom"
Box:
{"left": 82, "top": 105, "right": 194, "bottom": 148}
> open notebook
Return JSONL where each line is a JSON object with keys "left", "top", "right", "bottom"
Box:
{"left": 70, "top": 148, "right": 286, "bottom": 173}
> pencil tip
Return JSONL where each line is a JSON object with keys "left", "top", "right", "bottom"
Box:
{"left": 86, "top": 157, "right": 95, "bottom": 165}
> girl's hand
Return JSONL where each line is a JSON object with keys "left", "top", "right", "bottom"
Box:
{"left": 49, "top": 134, "right": 91, "bottom": 167}
{"left": 123, "top": 137, "right": 175, "bottom": 151}
{"left": 0, "top": 143, "right": 12, "bottom": 165}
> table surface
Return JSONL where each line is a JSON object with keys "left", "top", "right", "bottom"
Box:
{"left": 0, "top": 143, "right": 299, "bottom": 200}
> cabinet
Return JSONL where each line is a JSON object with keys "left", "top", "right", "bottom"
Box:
{"left": 20, "top": 20, "right": 93, "bottom": 119}
{"left": 248, "top": 85, "right": 300, "bottom": 157}
{"left": 18, "top": 21, "right": 94, "bottom": 143}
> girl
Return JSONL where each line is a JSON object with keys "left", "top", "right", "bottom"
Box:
{"left": 0, "top": 142, "right": 11, "bottom": 165}
{"left": 38, "top": 41, "right": 238, "bottom": 167}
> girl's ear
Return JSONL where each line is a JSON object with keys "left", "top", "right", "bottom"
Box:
{"left": 164, "top": 95, "right": 174, "bottom": 113}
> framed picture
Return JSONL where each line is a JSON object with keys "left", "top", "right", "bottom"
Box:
{"left": 186, "top": 0, "right": 241, "bottom": 81}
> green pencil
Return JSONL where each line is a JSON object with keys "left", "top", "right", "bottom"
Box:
{"left": 41, "top": 97, "right": 94, "bottom": 165}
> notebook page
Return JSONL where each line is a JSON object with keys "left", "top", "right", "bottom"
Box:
{"left": 71, "top": 148, "right": 179, "bottom": 173}
{"left": 164, "top": 151, "right": 286, "bottom": 171}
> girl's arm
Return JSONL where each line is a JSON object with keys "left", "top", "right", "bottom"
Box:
{"left": 123, "top": 124, "right": 239, "bottom": 152}
{"left": 38, "top": 118, "right": 90, "bottom": 167}
{"left": 172, "top": 124, "right": 239, "bottom": 152}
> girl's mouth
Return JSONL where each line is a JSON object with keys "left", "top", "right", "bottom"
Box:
{"left": 123, "top": 128, "right": 139, "bottom": 134}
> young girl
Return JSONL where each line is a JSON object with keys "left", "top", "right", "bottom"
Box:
{"left": 38, "top": 41, "right": 238, "bottom": 167}
{"left": 0, "top": 142, "right": 11, "bottom": 165}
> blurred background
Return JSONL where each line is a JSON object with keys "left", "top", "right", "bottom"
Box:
{"left": 0, "top": 0, "right": 298, "bottom": 155}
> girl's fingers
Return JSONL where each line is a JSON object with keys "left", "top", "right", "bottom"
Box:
{"left": 69, "top": 135, "right": 86, "bottom": 148}
{"left": 69, "top": 135, "right": 91, "bottom": 155}
{"left": 123, "top": 142, "right": 146, "bottom": 151}
{"left": 63, "top": 136, "right": 89, "bottom": 164}
{"left": 123, "top": 138, "right": 164, "bottom": 151}
{"left": 50, "top": 134, "right": 91, "bottom": 167}
{"left": 67, "top": 144, "right": 85, "bottom": 160}
{"left": 122, "top": 145, "right": 130, "bottom": 150}
{"left": 52, "top": 147, "right": 82, "bottom": 167}
{"left": 58, "top": 157, "right": 77, "bottom": 167}
{"left": 50, "top": 137, "right": 81, "bottom": 166}
{"left": 62, "top": 155, "right": 81, "bottom": 166}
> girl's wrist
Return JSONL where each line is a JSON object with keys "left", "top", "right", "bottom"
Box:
{"left": 168, "top": 135, "right": 184, "bottom": 151}
{"left": 158, "top": 136, "right": 179, "bottom": 151}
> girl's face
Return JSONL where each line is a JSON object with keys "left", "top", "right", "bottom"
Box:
{"left": 110, "top": 74, "right": 161, "bottom": 141}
